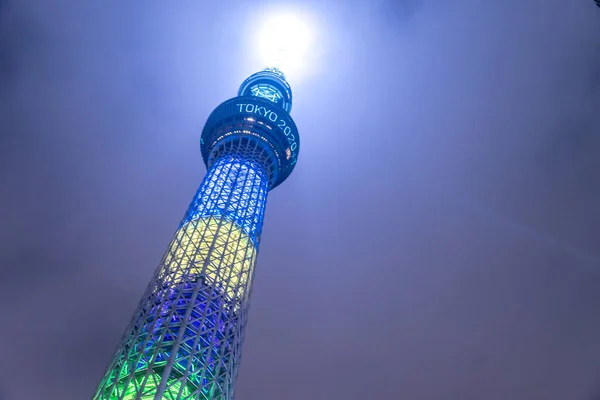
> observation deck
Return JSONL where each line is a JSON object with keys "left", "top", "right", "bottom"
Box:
{"left": 200, "top": 68, "right": 300, "bottom": 189}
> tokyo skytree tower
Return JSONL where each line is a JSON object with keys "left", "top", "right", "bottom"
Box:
{"left": 94, "top": 67, "right": 299, "bottom": 399}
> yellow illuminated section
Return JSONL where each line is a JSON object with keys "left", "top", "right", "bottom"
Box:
{"left": 158, "top": 216, "right": 257, "bottom": 303}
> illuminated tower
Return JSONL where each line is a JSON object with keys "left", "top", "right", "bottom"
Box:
{"left": 94, "top": 67, "right": 299, "bottom": 400}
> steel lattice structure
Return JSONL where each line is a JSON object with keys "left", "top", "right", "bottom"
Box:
{"left": 94, "top": 68, "right": 299, "bottom": 400}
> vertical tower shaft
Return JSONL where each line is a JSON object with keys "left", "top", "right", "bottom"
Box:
{"left": 94, "top": 68, "right": 300, "bottom": 400}
{"left": 95, "top": 155, "right": 268, "bottom": 399}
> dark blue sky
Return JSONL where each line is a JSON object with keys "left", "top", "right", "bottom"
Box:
{"left": 1, "top": 1, "right": 600, "bottom": 399}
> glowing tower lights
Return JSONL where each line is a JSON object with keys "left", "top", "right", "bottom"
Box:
{"left": 93, "top": 66, "right": 300, "bottom": 399}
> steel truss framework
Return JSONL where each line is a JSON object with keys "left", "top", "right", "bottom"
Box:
{"left": 94, "top": 155, "right": 269, "bottom": 400}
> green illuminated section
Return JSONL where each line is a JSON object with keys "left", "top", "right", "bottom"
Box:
{"left": 119, "top": 373, "right": 195, "bottom": 400}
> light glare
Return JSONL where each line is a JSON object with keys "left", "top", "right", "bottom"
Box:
{"left": 259, "top": 13, "right": 313, "bottom": 76}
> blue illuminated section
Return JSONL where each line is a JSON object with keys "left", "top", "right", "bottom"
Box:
{"left": 181, "top": 156, "right": 269, "bottom": 242}
{"left": 131, "top": 282, "right": 231, "bottom": 391}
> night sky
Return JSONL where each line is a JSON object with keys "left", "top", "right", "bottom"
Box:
{"left": 1, "top": 1, "right": 600, "bottom": 399}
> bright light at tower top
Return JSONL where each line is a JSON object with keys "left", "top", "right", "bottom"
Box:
{"left": 258, "top": 12, "right": 314, "bottom": 77}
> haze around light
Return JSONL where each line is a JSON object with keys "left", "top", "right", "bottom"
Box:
{"left": 257, "top": 11, "right": 315, "bottom": 79}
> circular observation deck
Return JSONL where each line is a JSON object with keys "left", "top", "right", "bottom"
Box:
{"left": 200, "top": 96, "right": 299, "bottom": 190}
{"left": 238, "top": 67, "right": 293, "bottom": 113}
